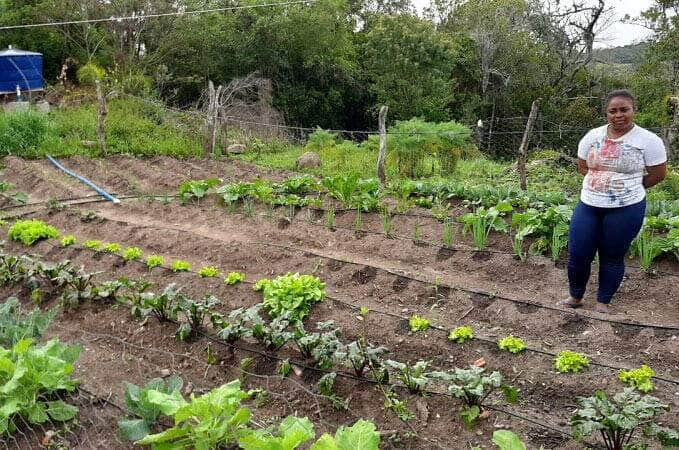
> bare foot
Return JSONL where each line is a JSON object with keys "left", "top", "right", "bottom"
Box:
{"left": 594, "top": 303, "right": 610, "bottom": 314}
{"left": 557, "top": 297, "right": 583, "bottom": 309}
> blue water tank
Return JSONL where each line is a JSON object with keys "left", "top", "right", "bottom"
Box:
{"left": 0, "top": 46, "right": 44, "bottom": 94}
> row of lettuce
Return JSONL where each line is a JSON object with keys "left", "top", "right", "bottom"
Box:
{"left": 2, "top": 219, "right": 678, "bottom": 449}
{"left": 177, "top": 174, "right": 679, "bottom": 271}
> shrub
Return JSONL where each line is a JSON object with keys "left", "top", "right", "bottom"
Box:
{"left": 0, "top": 110, "right": 49, "bottom": 155}
{"left": 8, "top": 220, "right": 59, "bottom": 245}
{"left": 76, "top": 62, "right": 106, "bottom": 86}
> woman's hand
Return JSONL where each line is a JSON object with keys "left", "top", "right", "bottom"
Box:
{"left": 643, "top": 163, "right": 667, "bottom": 188}
{"left": 577, "top": 158, "right": 589, "bottom": 176}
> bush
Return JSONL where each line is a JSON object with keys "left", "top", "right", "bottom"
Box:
{"left": 77, "top": 62, "right": 106, "bottom": 86}
{"left": 0, "top": 110, "right": 48, "bottom": 155}
{"left": 388, "top": 118, "right": 472, "bottom": 178}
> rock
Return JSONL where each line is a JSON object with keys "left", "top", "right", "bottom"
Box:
{"left": 159, "top": 369, "right": 171, "bottom": 377}
{"left": 81, "top": 140, "right": 98, "bottom": 148}
{"left": 36, "top": 100, "right": 51, "bottom": 113}
{"left": 226, "top": 143, "right": 246, "bottom": 154}
{"left": 295, "top": 151, "right": 321, "bottom": 169}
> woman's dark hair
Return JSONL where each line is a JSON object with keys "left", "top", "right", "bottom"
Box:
{"left": 604, "top": 89, "right": 636, "bottom": 111}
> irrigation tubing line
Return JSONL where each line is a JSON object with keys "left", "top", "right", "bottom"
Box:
{"left": 6, "top": 194, "right": 679, "bottom": 332}
{"left": 14, "top": 241, "right": 679, "bottom": 387}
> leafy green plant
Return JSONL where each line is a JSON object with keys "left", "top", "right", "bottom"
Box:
{"left": 58, "top": 268, "right": 99, "bottom": 308}
{"left": 103, "top": 242, "right": 121, "bottom": 254}
{"left": 198, "top": 266, "right": 220, "bottom": 278}
{"left": 145, "top": 255, "right": 164, "bottom": 269}
{"left": 171, "top": 259, "right": 191, "bottom": 272}
{"left": 60, "top": 235, "right": 76, "bottom": 247}
{"left": 277, "top": 359, "right": 292, "bottom": 377}
{"left": 259, "top": 273, "right": 326, "bottom": 322}
{"left": 83, "top": 239, "right": 102, "bottom": 250}
{"left": 408, "top": 315, "right": 430, "bottom": 332}
{"left": 498, "top": 335, "right": 526, "bottom": 354}
{"left": 122, "top": 247, "right": 143, "bottom": 262}
{"left": 225, "top": 272, "right": 246, "bottom": 285}
{"left": 0, "top": 339, "right": 81, "bottom": 435}
{"left": 8, "top": 220, "right": 59, "bottom": 246}
{"left": 554, "top": 351, "right": 589, "bottom": 373}
{"left": 429, "top": 365, "right": 518, "bottom": 429}
{"left": 492, "top": 430, "right": 526, "bottom": 450}
{"left": 0, "top": 297, "right": 56, "bottom": 347}
{"left": 134, "top": 284, "right": 182, "bottom": 322}
{"left": 213, "top": 305, "right": 259, "bottom": 343}
{"left": 178, "top": 178, "right": 220, "bottom": 203}
{"left": 619, "top": 365, "right": 655, "bottom": 392}
{"left": 318, "top": 372, "right": 347, "bottom": 410}
{"left": 309, "top": 419, "right": 380, "bottom": 450}
{"left": 448, "top": 326, "right": 474, "bottom": 344}
{"left": 293, "top": 321, "right": 342, "bottom": 369}
{"left": 239, "top": 416, "right": 315, "bottom": 450}
{"left": 335, "top": 340, "right": 389, "bottom": 377}
{"left": 175, "top": 295, "right": 219, "bottom": 341}
{"left": 383, "top": 360, "right": 430, "bottom": 394}
{"left": 442, "top": 217, "right": 455, "bottom": 248}
{"left": 571, "top": 389, "right": 677, "bottom": 450}
{"left": 326, "top": 207, "right": 335, "bottom": 231}
{"left": 460, "top": 203, "right": 512, "bottom": 250}
{"left": 118, "top": 375, "right": 183, "bottom": 441}
{"left": 135, "top": 380, "right": 254, "bottom": 449}
{"left": 630, "top": 225, "right": 672, "bottom": 272}
{"left": 381, "top": 209, "right": 393, "bottom": 238}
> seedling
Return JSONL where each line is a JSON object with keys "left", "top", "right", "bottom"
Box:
{"left": 171, "top": 260, "right": 191, "bottom": 272}
{"left": 123, "top": 247, "right": 143, "bottom": 262}
{"left": 146, "top": 255, "right": 164, "bottom": 269}
{"left": 442, "top": 217, "right": 454, "bottom": 248}
{"left": 103, "top": 242, "right": 121, "bottom": 254}
{"left": 225, "top": 272, "right": 246, "bottom": 285}
{"left": 383, "top": 360, "right": 430, "bottom": 394}
{"left": 381, "top": 209, "right": 393, "bottom": 238}
{"left": 198, "top": 266, "right": 220, "bottom": 278}
{"left": 554, "top": 351, "right": 589, "bottom": 373}
{"left": 326, "top": 208, "right": 335, "bottom": 230}
{"left": 83, "top": 240, "right": 102, "bottom": 250}
{"left": 60, "top": 235, "right": 76, "bottom": 247}
{"left": 619, "top": 365, "right": 655, "bottom": 392}
{"left": 448, "top": 325, "right": 474, "bottom": 344}
{"left": 498, "top": 335, "right": 526, "bottom": 354}
{"left": 408, "top": 315, "right": 430, "bottom": 332}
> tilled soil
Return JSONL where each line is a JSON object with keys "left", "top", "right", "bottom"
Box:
{"left": 2, "top": 155, "right": 679, "bottom": 450}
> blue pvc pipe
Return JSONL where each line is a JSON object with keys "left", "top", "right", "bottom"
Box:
{"left": 46, "top": 155, "right": 120, "bottom": 204}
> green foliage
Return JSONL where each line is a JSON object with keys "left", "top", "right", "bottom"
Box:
{"left": 0, "top": 182, "right": 27, "bottom": 206}
{"left": 498, "top": 335, "right": 526, "bottom": 354}
{"left": 293, "top": 321, "right": 342, "bottom": 370}
{"left": 408, "top": 315, "right": 430, "bottom": 332}
{"left": 135, "top": 380, "right": 253, "bottom": 448}
{"left": 322, "top": 174, "right": 380, "bottom": 212}
{"left": 448, "top": 326, "right": 474, "bottom": 344}
{"left": 554, "top": 351, "right": 590, "bottom": 373}
{"left": 198, "top": 266, "right": 220, "bottom": 278}
{"left": 118, "top": 375, "right": 183, "bottom": 442}
{"left": 258, "top": 273, "right": 326, "bottom": 322}
{"left": 146, "top": 255, "right": 164, "bottom": 269}
{"left": 178, "top": 178, "right": 220, "bottom": 203}
{"left": 239, "top": 416, "right": 316, "bottom": 450}
{"left": 619, "top": 365, "right": 655, "bottom": 393}
{"left": 388, "top": 118, "right": 472, "bottom": 177}
{"left": 133, "top": 283, "right": 182, "bottom": 322}
{"left": 0, "top": 297, "right": 56, "bottom": 347}
{"left": 103, "top": 242, "right": 121, "bottom": 254}
{"left": 309, "top": 419, "right": 380, "bottom": 450}
{"left": 83, "top": 239, "right": 102, "bottom": 250}
{"left": 460, "top": 203, "right": 513, "bottom": 250}
{"left": 8, "top": 220, "right": 59, "bottom": 246}
{"left": 123, "top": 247, "right": 143, "bottom": 262}
{"left": 0, "top": 339, "right": 81, "bottom": 435}
{"left": 175, "top": 295, "right": 219, "bottom": 341}
{"left": 0, "top": 110, "right": 49, "bottom": 155}
{"left": 225, "top": 272, "right": 246, "bottom": 285}
{"left": 171, "top": 259, "right": 191, "bottom": 272}
{"left": 492, "top": 430, "right": 526, "bottom": 450}
{"left": 60, "top": 235, "right": 76, "bottom": 247}
{"left": 571, "top": 389, "right": 674, "bottom": 450}
{"left": 335, "top": 340, "right": 389, "bottom": 377}
{"left": 76, "top": 62, "right": 105, "bottom": 86}
{"left": 383, "top": 360, "right": 430, "bottom": 394}
{"left": 442, "top": 217, "right": 455, "bottom": 248}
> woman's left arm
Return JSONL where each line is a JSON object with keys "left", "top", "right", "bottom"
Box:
{"left": 643, "top": 163, "right": 667, "bottom": 188}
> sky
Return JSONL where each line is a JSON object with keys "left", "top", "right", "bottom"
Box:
{"left": 411, "top": 0, "right": 656, "bottom": 48}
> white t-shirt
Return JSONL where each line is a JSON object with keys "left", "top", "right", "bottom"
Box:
{"left": 578, "top": 124, "right": 667, "bottom": 208}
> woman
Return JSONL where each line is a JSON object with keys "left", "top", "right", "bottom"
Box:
{"left": 559, "top": 89, "right": 667, "bottom": 313}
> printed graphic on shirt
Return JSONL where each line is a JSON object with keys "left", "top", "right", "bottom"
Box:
{"left": 583, "top": 138, "right": 644, "bottom": 206}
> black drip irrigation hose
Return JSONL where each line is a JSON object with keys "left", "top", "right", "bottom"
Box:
{"left": 16, "top": 241, "right": 679, "bottom": 387}
{"left": 5, "top": 195, "right": 679, "bottom": 333}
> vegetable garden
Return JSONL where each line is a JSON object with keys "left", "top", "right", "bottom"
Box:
{"left": 0, "top": 155, "right": 678, "bottom": 449}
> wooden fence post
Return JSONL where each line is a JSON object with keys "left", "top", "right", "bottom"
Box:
{"left": 95, "top": 80, "right": 107, "bottom": 156}
{"left": 665, "top": 96, "right": 679, "bottom": 161}
{"left": 517, "top": 98, "right": 542, "bottom": 191}
{"left": 377, "top": 105, "right": 388, "bottom": 186}
{"left": 204, "top": 81, "right": 223, "bottom": 159}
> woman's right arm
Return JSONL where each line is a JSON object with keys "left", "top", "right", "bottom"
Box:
{"left": 577, "top": 158, "right": 588, "bottom": 176}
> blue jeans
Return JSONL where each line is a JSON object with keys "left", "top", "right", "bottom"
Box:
{"left": 567, "top": 199, "right": 645, "bottom": 304}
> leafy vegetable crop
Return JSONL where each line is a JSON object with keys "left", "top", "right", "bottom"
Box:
{"left": 554, "top": 351, "right": 589, "bottom": 373}
{"left": 8, "top": 220, "right": 59, "bottom": 246}
{"left": 258, "top": 273, "right": 326, "bottom": 322}
{"left": 225, "top": 272, "right": 246, "bottom": 285}
{"left": 171, "top": 259, "right": 191, "bottom": 272}
{"left": 83, "top": 239, "right": 102, "bottom": 250}
{"left": 448, "top": 325, "right": 474, "bottom": 344}
{"left": 198, "top": 266, "right": 219, "bottom": 278}
{"left": 408, "top": 315, "right": 430, "bottom": 332}
{"left": 460, "top": 203, "right": 512, "bottom": 250}
{"left": 123, "top": 247, "right": 143, "bottom": 262}
{"left": 498, "top": 335, "right": 526, "bottom": 354}
{"left": 309, "top": 419, "right": 380, "bottom": 450}
{"left": 178, "top": 178, "right": 220, "bottom": 203}
{"left": 60, "top": 235, "right": 76, "bottom": 247}
{"left": 0, "top": 297, "right": 56, "bottom": 347}
{"left": 146, "top": 255, "right": 164, "bottom": 269}
{"left": 619, "top": 365, "right": 655, "bottom": 392}
{"left": 103, "top": 242, "right": 121, "bottom": 253}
